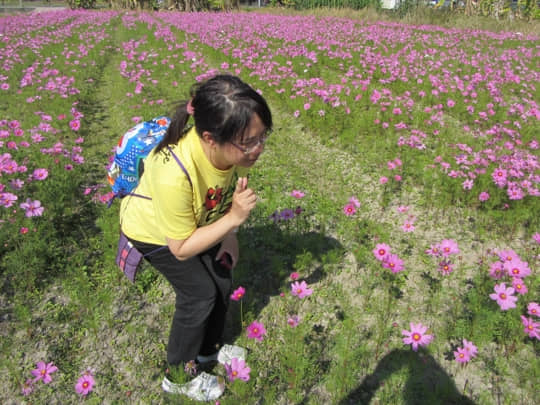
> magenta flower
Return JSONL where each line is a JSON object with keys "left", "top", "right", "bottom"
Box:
{"left": 527, "top": 302, "right": 540, "bottom": 317}
{"left": 75, "top": 372, "right": 95, "bottom": 395}
{"left": 488, "top": 261, "right": 505, "bottom": 279}
{"left": 402, "top": 322, "right": 433, "bottom": 351}
{"left": 520, "top": 316, "right": 540, "bottom": 340}
{"left": 425, "top": 244, "right": 441, "bottom": 257}
{"left": 454, "top": 347, "right": 471, "bottom": 363}
{"left": 224, "top": 357, "right": 251, "bottom": 382}
{"left": 489, "top": 283, "right": 518, "bottom": 311}
{"left": 379, "top": 176, "right": 388, "bottom": 185}
{"left": 230, "top": 286, "right": 245, "bottom": 301}
{"left": 246, "top": 321, "right": 266, "bottom": 341}
{"left": 511, "top": 278, "right": 527, "bottom": 295}
{"left": 20, "top": 199, "right": 44, "bottom": 217}
{"left": 21, "top": 379, "right": 34, "bottom": 396}
{"left": 462, "top": 339, "right": 478, "bottom": 357}
{"left": 290, "top": 190, "right": 305, "bottom": 199}
{"left": 343, "top": 202, "right": 356, "bottom": 216}
{"left": 31, "top": 361, "right": 58, "bottom": 384}
{"left": 0, "top": 192, "right": 17, "bottom": 207}
{"left": 533, "top": 233, "right": 540, "bottom": 244}
{"left": 289, "top": 272, "right": 299, "bottom": 281}
{"left": 69, "top": 119, "right": 81, "bottom": 131}
{"left": 401, "top": 220, "right": 415, "bottom": 232}
{"left": 497, "top": 249, "right": 519, "bottom": 263}
{"left": 287, "top": 315, "right": 300, "bottom": 328}
{"left": 32, "top": 168, "right": 49, "bottom": 181}
{"left": 280, "top": 209, "right": 295, "bottom": 220}
{"left": 438, "top": 260, "right": 454, "bottom": 275}
{"left": 349, "top": 196, "right": 361, "bottom": 207}
{"left": 291, "top": 280, "right": 313, "bottom": 298}
{"left": 503, "top": 258, "right": 531, "bottom": 278}
{"left": 478, "top": 191, "right": 490, "bottom": 202}
{"left": 373, "top": 243, "right": 391, "bottom": 261}
{"left": 382, "top": 253, "right": 404, "bottom": 273}
{"left": 440, "top": 239, "right": 459, "bottom": 257}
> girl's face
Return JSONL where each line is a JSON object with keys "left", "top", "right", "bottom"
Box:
{"left": 222, "top": 113, "right": 269, "bottom": 168}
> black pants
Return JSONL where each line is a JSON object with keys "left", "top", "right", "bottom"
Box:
{"left": 129, "top": 238, "right": 232, "bottom": 366}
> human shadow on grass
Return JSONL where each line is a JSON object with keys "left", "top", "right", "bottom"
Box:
{"left": 224, "top": 220, "right": 344, "bottom": 342}
{"left": 338, "top": 348, "right": 476, "bottom": 405}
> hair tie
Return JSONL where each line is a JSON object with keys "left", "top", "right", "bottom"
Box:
{"left": 186, "top": 99, "right": 195, "bottom": 116}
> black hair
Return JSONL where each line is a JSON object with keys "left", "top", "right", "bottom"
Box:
{"left": 154, "top": 74, "right": 272, "bottom": 154}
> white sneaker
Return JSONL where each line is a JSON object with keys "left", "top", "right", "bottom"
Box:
{"left": 161, "top": 372, "right": 224, "bottom": 401}
{"left": 197, "top": 344, "right": 247, "bottom": 366}
{"left": 216, "top": 344, "right": 247, "bottom": 366}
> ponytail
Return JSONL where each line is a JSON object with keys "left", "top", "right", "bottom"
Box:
{"left": 154, "top": 100, "right": 191, "bottom": 154}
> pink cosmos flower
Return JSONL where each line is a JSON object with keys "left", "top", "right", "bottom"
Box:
{"left": 246, "top": 321, "right": 266, "bottom": 341}
{"left": 0, "top": 192, "right": 17, "bottom": 208}
{"left": 462, "top": 179, "right": 474, "bottom": 190}
{"left": 503, "top": 258, "right": 531, "bottom": 278}
{"left": 343, "top": 202, "right": 356, "bottom": 216}
{"left": 488, "top": 261, "right": 505, "bottom": 279}
{"left": 230, "top": 286, "right": 245, "bottom": 301}
{"left": 287, "top": 315, "right": 300, "bottom": 328}
{"left": 69, "top": 119, "right": 81, "bottom": 131}
{"left": 373, "top": 243, "right": 391, "bottom": 261}
{"left": 497, "top": 249, "right": 519, "bottom": 263}
{"left": 438, "top": 260, "right": 454, "bottom": 275}
{"left": 349, "top": 196, "right": 361, "bottom": 207}
{"left": 31, "top": 361, "right": 58, "bottom": 384}
{"left": 291, "top": 281, "right": 313, "bottom": 299}
{"left": 527, "top": 302, "right": 540, "bottom": 317}
{"left": 32, "top": 168, "right": 49, "bottom": 181}
{"left": 402, "top": 322, "right": 433, "bottom": 351}
{"left": 20, "top": 199, "right": 44, "bottom": 217}
{"left": 290, "top": 272, "right": 299, "bottom": 281}
{"left": 520, "top": 316, "right": 540, "bottom": 340}
{"left": 533, "top": 233, "right": 540, "bottom": 244}
{"left": 290, "top": 190, "right": 305, "bottom": 199}
{"left": 440, "top": 239, "right": 459, "bottom": 257}
{"left": 454, "top": 347, "right": 471, "bottom": 363}
{"left": 397, "top": 205, "right": 409, "bottom": 213}
{"left": 21, "top": 379, "right": 34, "bottom": 396}
{"left": 379, "top": 176, "right": 388, "bottom": 185}
{"left": 478, "top": 191, "right": 490, "bottom": 202}
{"left": 75, "top": 372, "right": 95, "bottom": 395}
{"left": 401, "top": 220, "right": 415, "bottom": 232}
{"left": 462, "top": 339, "right": 478, "bottom": 357}
{"left": 489, "top": 283, "right": 518, "bottom": 311}
{"left": 224, "top": 357, "right": 251, "bottom": 382}
{"left": 382, "top": 253, "right": 404, "bottom": 273}
{"left": 511, "top": 278, "right": 527, "bottom": 295}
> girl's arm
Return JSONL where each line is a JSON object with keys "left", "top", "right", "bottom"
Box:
{"left": 167, "top": 177, "right": 253, "bottom": 261}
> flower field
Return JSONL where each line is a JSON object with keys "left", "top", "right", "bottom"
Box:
{"left": 0, "top": 8, "right": 539, "bottom": 404}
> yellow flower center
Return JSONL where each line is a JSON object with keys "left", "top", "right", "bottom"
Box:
{"left": 412, "top": 333, "right": 421, "bottom": 341}
{"left": 378, "top": 249, "right": 386, "bottom": 256}
{"left": 83, "top": 382, "right": 89, "bottom": 388}
{"left": 297, "top": 289, "right": 302, "bottom": 293}
{"left": 500, "top": 293, "right": 507, "bottom": 299}
{"left": 232, "top": 371, "right": 238, "bottom": 376}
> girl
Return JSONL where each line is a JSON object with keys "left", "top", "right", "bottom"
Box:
{"left": 120, "top": 74, "right": 272, "bottom": 401}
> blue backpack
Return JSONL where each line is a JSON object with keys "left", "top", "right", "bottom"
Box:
{"left": 107, "top": 116, "right": 171, "bottom": 199}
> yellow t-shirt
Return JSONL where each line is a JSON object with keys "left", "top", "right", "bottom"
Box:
{"left": 120, "top": 127, "right": 248, "bottom": 245}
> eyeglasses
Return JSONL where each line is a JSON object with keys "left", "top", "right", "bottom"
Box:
{"left": 230, "top": 130, "right": 271, "bottom": 155}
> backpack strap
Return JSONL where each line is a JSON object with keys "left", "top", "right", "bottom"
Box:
{"left": 167, "top": 146, "right": 193, "bottom": 188}
{"left": 119, "top": 146, "right": 192, "bottom": 203}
